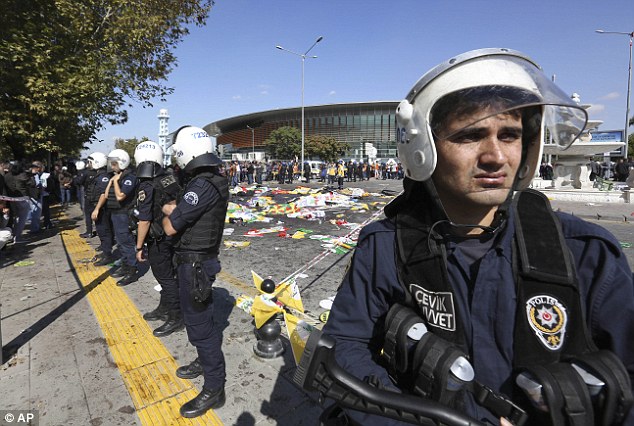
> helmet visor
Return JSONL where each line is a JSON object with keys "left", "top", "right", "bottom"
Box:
{"left": 430, "top": 85, "right": 587, "bottom": 150}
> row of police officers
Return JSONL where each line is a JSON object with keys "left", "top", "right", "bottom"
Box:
{"left": 83, "top": 126, "right": 229, "bottom": 418}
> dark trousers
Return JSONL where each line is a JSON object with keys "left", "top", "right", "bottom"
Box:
{"left": 84, "top": 201, "right": 95, "bottom": 234}
{"left": 95, "top": 209, "right": 114, "bottom": 256}
{"left": 111, "top": 212, "right": 136, "bottom": 267}
{"left": 148, "top": 238, "right": 179, "bottom": 311}
{"left": 42, "top": 196, "right": 52, "bottom": 227}
{"left": 177, "top": 257, "right": 225, "bottom": 390}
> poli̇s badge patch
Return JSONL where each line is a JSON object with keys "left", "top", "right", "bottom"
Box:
{"left": 137, "top": 190, "right": 146, "bottom": 202}
{"left": 184, "top": 191, "right": 199, "bottom": 206}
{"left": 526, "top": 295, "right": 567, "bottom": 351}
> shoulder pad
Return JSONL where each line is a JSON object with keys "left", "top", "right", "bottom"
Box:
{"left": 556, "top": 212, "right": 622, "bottom": 253}
{"left": 357, "top": 218, "right": 396, "bottom": 244}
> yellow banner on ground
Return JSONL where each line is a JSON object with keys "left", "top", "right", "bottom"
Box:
{"left": 273, "top": 279, "right": 304, "bottom": 313}
{"left": 284, "top": 311, "right": 316, "bottom": 365}
{"left": 251, "top": 270, "right": 304, "bottom": 313}
{"left": 252, "top": 295, "right": 283, "bottom": 328}
{"left": 251, "top": 270, "right": 265, "bottom": 292}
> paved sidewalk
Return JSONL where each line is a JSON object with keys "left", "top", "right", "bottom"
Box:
{"left": 1, "top": 183, "right": 633, "bottom": 425}
{"left": 0, "top": 203, "right": 321, "bottom": 426}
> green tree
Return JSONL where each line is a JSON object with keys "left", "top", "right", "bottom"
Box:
{"left": 265, "top": 126, "right": 301, "bottom": 160}
{"left": 306, "top": 135, "right": 350, "bottom": 163}
{"left": 0, "top": 0, "right": 214, "bottom": 160}
{"left": 114, "top": 136, "right": 151, "bottom": 165}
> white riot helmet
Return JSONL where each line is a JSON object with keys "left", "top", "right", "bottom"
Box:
{"left": 75, "top": 160, "right": 86, "bottom": 171}
{"left": 134, "top": 140, "right": 164, "bottom": 178}
{"left": 107, "top": 149, "right": 131, "bottom": 171}
{"left": 171, "top": 125, "right": 221, "bottom": 172}
{"left": 395, "top": 48, "right": 588, "bottom": 190}
{"left": 88, "top": 152, "right": 107, "bottom": 170}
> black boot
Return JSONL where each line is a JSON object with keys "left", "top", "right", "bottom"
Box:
{"left": 94, "top": 254, "right": 115, "bottom": 266}
{"left": 110, "top": 263, "right": 129, "bottom": 278}
{"left": 153, "top": 311, "right": 184, "bottom": 337}
{"left": 116, "top": 266, "right": 139, "bottom": 287}
{"left": 143, "top": 303, "right": 169, "bottom": 321}
{"left": 180, "top": 387, "right": 225, "bottom": 418}
{"left": 176, "top": 358, "right": 203, "bottom": 379}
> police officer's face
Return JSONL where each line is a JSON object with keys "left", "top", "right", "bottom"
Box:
{"left": 432, "top": 108, "right": 523, "bottom": 222}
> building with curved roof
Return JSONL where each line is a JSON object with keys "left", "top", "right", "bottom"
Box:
{"left": 203, "top": 101, "right": 399, "bottom": 161}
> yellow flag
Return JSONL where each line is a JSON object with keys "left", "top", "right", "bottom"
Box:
{"left": 274, "top": 278, "right": 304, "bottom": 313}
{"left": 284, "top": 311, "right": 316, "bottom": 365}
{"left": 235, "top": 295, "right": 254, "bottom": 316}
{"left": 251, "top": 270, "right": 265, "bottom": 292}
{"left": 252, "top": 295, "right": 283, "bottom": 328}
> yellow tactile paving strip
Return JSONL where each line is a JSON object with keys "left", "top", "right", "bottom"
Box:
{"left": 61, "top": 228, "right": 223, "bottom": 426}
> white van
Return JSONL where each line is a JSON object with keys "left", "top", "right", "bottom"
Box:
{"left": 306, "top": 160, "right": 324, "bottom": 178}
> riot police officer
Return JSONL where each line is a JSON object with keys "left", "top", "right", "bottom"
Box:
{"left": 77, "top": 160, "right": 97, "bottom": 238}
{"left": 103, "top": 149, "right": 138, "bottom": 286}
{"left": 89, "top": 152, "right": 115, "bottom": 266}
{"left": 321, "top": 49, "right": 634, "bottom": 425}
{"left": 162, "top": 126, "right": 229, "bottom": 418}
{"left": 133, "top": 141, "right": 184, "bottom": 337}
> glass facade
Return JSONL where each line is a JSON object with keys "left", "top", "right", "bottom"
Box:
{"left": 206, "top": 102, "right": 399, "bottom": 160}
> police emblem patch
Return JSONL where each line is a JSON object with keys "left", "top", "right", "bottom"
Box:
{"left": 184, "top": 191, "right": 199, "bottom": 205}
{"left": 526, "top": 295, "right": 567, "bottom": 351}
{"left": 138, "top": 190, "right": 146, "bottom": 202}
{"left": 123, "top": 179, "right": 132, "bottom": 186}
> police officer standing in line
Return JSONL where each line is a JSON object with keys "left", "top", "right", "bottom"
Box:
{"left": 78, "top": 159, "right": 97, "bottom": 238}
{"left": 321, "top": 49, "right": 634, "bottom": 425}
{"left": 132, "top": 141, "right": 184, "bottom": 337}
{"left": 104, "top": 149, "right": 139, "bottom": 286}
{"left": 161, "top": 126, "right": 229, "bottom": 418}
{"left": 89, "top": 152, "right": 116, "bottom": 266}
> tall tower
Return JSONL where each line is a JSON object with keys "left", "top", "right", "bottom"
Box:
{"left": 158, "top": 109, "right": 170, "bottom": 166}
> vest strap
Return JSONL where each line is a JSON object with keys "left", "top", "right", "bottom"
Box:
{"left": 383, "top": 304, "right": 421, "bottom": 374}
{"left": 569, "top": 350, "right": 634, "bottom": 425}
{"left": 524, "top": 363, "right": 594, "bottom": 426}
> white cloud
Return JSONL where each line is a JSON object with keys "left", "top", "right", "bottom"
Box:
{"left": 259, "top": 84, "right": 270, "bottom": 95}
{"left": 587, "top": 104, "right": 606, "bottom": 113}
{"left": 232, "top": 95, "right": 242, "bottom": 100}
{"left": 328, "top": 90, "right": 336, "bottom": 96}
{"left": 599, "top": 92, "right": 620, "bottom": 101}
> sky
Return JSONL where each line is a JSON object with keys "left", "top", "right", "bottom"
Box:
{"left": 90, "top": 0, "right": 634, "bottom": 155}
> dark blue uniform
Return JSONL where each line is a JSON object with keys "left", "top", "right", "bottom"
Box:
{"left": 168, "top": 176, "right": 226, "bottom": 391}
{"left": 93, "top": 171, "right": 114, "bottom": 256}
{"left": 324, "top": 212, "right": 634, "bottom": 425}
{"left": 137, "top": 180, "right": 179, "bottom": 312}
{"left": 108, "top": 172, "right": 137, "bottom": 268}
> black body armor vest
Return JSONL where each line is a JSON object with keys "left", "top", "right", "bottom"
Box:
{"left": 86, "top": 170, "right": 107, "bottom": 204}
{"left": 132, "top": 173, "right": 182, "bottom": 240}
{"left": 387, "top": 189, "right": 632, "bottom": 425}
{"left": 151, "top": 173, "right": 181, "bottom": 226}
{"left": 174, "top": 172, "right": 229, "bottom": 255}
{"left": 106, "top": 169, "right": 134, "bottom": 211}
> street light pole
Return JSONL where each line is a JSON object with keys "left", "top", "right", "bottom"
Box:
{"left": 276, "top": 36, "right": 324, "bottom": 177}
{"left": 246, "top": 124, "right": 255, "bottom": 158}
{"left": 596, "top": 29, "right": 634, "bottom": 158}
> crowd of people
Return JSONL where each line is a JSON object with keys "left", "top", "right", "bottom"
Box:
{"left": 0, "top": 160, "right": 81, "bottom": 250}
{"left": 221, "top": 158, "right": 405, "bottom": 188}
{"left": 539, "top": 157, "right": 634, "bottom": 183}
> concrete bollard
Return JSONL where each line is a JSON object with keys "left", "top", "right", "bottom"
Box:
{"left": 253, "top": 278, "right": 284, "bottom": 359}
